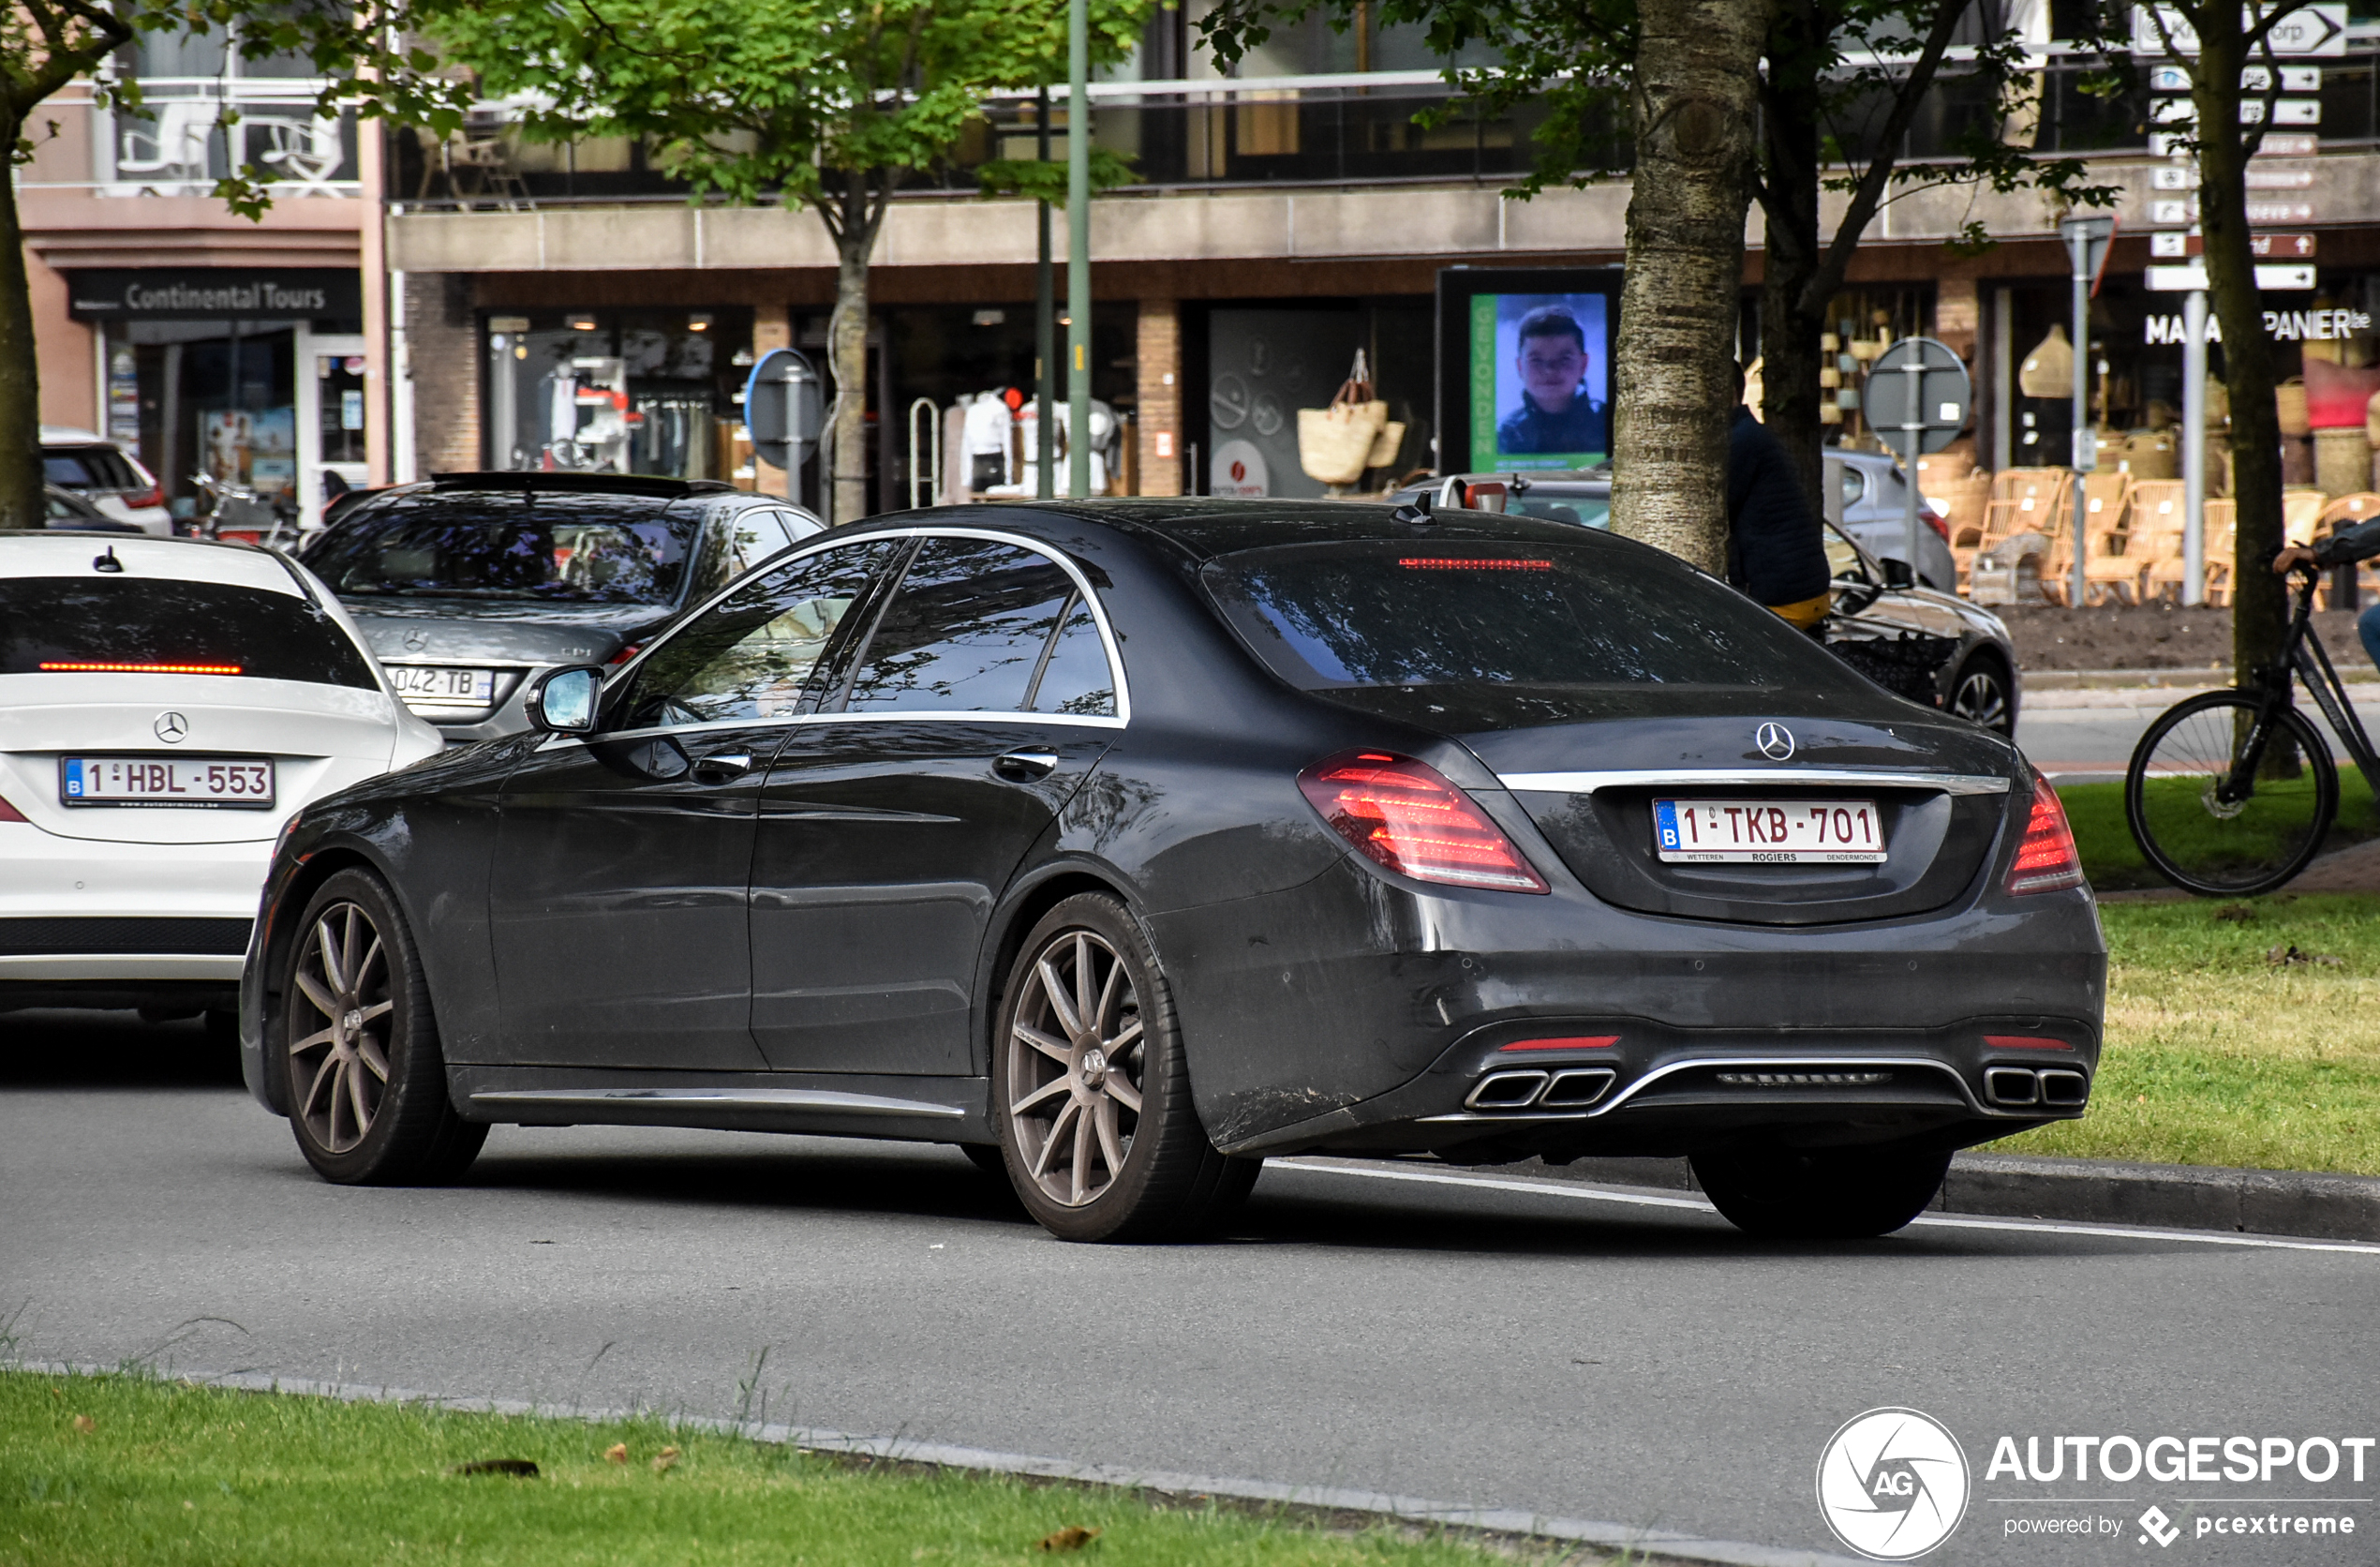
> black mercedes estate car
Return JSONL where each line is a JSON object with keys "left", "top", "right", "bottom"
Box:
{"left": 241, "top": 500, "right": 2104, "bottom": 1242}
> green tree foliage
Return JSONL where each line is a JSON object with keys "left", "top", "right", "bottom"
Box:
{"left": 427, "top": 0, "right": 1150, "bottom": 522}
{"left": 0, "top": 0, "right": 463, "bottom": 530}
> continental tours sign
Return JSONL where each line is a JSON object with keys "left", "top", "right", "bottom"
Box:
{"left": 64, "top": 268, "right": 361, "bottom": 322}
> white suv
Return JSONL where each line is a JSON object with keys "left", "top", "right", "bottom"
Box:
{"left": 41, "top": 427, "right": 172, "bottom": 534}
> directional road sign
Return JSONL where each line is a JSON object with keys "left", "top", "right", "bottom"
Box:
{"left": 743, "top": 348, "right": 823, "bottom": 474}
{"left": 2145, "top": 262, "right": 2319, "bottom": 290}
{"left": 2134, "top": 4, "right": 2347, "bottom": 56}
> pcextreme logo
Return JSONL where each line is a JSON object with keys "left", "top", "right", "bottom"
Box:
{"left": 1816, "top": 1407, "right": 1972, "bottom": 1560}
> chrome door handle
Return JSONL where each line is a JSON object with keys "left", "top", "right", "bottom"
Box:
{"left": 992, "top": 748, "right": 1060, "bottom": 782}
{"left": 692, "top": 751, "right": 753, "bottom": 783}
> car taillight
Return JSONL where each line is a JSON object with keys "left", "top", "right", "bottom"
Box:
{"left": 1297, "top": 752, "right": 1549, "bottom": 893}
{"left": 2006, "top": 771, "right": 2085, "bottom": 895}
{"left": 1923, "top": 507, "right": 1951, "bottom": 543}
{"left": 607, "top": 643, "right": 641, "bottom": 666}
{"left": 0, "top": 794, "right": 25, "bottom": 823}
{"left": 122, "top": 485, "right": 166, "bottom": 510}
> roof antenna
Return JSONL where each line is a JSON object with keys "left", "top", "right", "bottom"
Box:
{"left": 93, "top": 545, "right": 125, "bottom": 574}
{"left": 1390, "top": 491, "right": 1435, "bottom": 527}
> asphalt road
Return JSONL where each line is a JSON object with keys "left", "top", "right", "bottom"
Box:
{"left": 2015, "top": 688, "right": 2380, "bottom": 783}
{"left": 6, "top": 1011, "right": 2375, "bottom": 1566}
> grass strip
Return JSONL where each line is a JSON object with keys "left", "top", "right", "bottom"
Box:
{"left": 1989, "top": 893, "right": 2380, "bottom": 1175}
{"left": 0, "top": 1370, "right": 1558, "bottom": 1567}
{"left": 2059, "top": 772, "right": 2380, "bottom": 892}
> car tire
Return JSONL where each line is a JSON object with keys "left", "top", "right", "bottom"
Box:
{"left": 1945, "top": 652, "right": 2016, "bottom": 736}
{"left": 1689, "top": 1142, "right": 1951, "bottom": 1240}
{"left": 280, "top": 868, "right": 486, "bottom": 1186}
{"left": 994, "top": 892, "right": 1252, "bottom": 1243}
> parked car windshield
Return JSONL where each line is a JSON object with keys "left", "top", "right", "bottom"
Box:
{"left": 302, "top": 491, "right": 701, "bottom": 605}
{"left": 1203, "top": 538, "right": 1869, "bottom": 692}
{"left": 0, "top": 577, "right": 379, "bottom": 687}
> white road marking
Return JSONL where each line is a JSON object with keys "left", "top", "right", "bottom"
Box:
{"left": 1278, "top": 1158, "right": 2380, "bottom": 1257}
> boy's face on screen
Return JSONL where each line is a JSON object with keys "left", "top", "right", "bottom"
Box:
{"left": 1518, "top": 332, "right": 1587, "bottom": 412}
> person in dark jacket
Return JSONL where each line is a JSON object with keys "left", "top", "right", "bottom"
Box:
{"left": 2276, "top": 525, "right": 2380, "bottom": 668}
{"left": 1726, "top": 366, "right": 1834, "bottom": 631}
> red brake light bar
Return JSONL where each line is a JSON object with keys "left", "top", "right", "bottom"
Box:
{"left": 1297, "top": 751, "right": 1549, "bottom": 893}
{"left": 1399, "top": 558, "right": 1552, "bottom": 572}
{"left": 1498, "top": 1035, "right": 1620, "bottom": 1052}
{"left": 38, "top": 661, "right": 243, "bottom": 676}
{"left": 1984, "top": 1034, "right": 2075, "bottom": 1052}
{"left": 0, "top": 794, "right": 25, "bottom": 823}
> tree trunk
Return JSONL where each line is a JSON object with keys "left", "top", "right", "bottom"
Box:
{"left": 826, "top": 224, "right": 872, "bottom": 526}
{"left": 0, "top": 143, "right": 46, "bottom": 532}
{"left": 1611, "top": 0, "right": 1771, "bottom": 573}
{"left": 1756, "top": 6, "right": 1828, "bottom": 518}
{"left": 2193, "top": 17, "right": 2285, "bottom": 683}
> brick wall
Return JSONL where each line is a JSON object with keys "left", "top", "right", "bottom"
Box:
{"left": 406, "top": 273, "right": 481, "bottom": 473}
{"left": 1135, "top": 300, "right": 1182, "bottom": 497}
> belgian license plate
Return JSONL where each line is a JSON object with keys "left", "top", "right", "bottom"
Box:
{"left": 61, "top": 755, "right": 276, "bottom": 809}
{"left": 385, "top": 664, "right": 498, "bottom": 709}
{"left": 1654, "top": 798, "right": 1884, "bottom": 864}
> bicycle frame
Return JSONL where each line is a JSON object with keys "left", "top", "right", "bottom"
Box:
{"left": 2219, "top": 567, "right": 2380, "bottom": 806}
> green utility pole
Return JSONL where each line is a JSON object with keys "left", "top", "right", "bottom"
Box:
{"left": 1065, "top": 0, "right": 1091, "bottom": 499}
{"left": 1035, "top": 84, "right": 1054, "bottom": 500}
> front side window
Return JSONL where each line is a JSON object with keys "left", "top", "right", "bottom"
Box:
{"left": 615, "top": 538, "right": 906, "bottom": 728}
{"left": 303, "top": 493, "right": 703, "bottom": 606}
{"left": 840, "top": 537, "right": 1093, "bottom": 714}
{"left": 0, "top": 577, "right": 378, "bottom": 688}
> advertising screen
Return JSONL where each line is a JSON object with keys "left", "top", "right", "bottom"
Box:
{"left": 1470, "top": 292, "right": 1611, "bottom": 470}
{"left": 1436, "top": 269, "right": 1621, "bottom": 474}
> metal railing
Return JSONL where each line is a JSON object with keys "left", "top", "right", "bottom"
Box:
{"left": 21, "top": 79, "right": 359, "bottom": 198}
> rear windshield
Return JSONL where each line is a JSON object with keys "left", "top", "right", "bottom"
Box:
{"left": 43, "top": 447, "right": 142, "bottom": 491}
{"left": 302, "top": 492, "right": 700, "bottom": 606}
{"left": 1509, "top": 491, "right": 1610, "bottom": 530}
{"left": 1203, "top": 539, "right": 1867, "bottom": 692}
{"left": 0, "top": 577, "right": 379, "bottom": 688}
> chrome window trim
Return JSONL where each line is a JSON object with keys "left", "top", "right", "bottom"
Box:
{"left": 605, "top": 523, "right": 1130, "bottom": 730}
{"left": 540, "top": 703, "right": 1128, "bottom": 752}
{"left": 1497, "top": 768, "right": 2010, "bottom": 796}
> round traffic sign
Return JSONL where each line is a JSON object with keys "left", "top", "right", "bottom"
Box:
{"left": 1860, "top": 336, "right": 1972, "bottom": 458}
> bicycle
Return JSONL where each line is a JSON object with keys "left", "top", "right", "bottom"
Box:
{"left": 2123, "top": 560, "right": 2380, "bottom": 896}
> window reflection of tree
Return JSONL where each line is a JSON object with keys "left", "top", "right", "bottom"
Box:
{"left": 624, "top": 542, "right": 900, "bottom": 727}
{"left": 843, "top": 541, "right": 1076, "bottom": 714}
{"left": 1214, "top": 550, "right": 1848, "bottom": 691}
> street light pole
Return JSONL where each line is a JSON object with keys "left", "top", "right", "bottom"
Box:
{"left": 1066, "top": 0, "right": 1092, "bottom": 500}
{"left": 2182, "top": 288, "right": 2208, "bottom": 605}
{"left": 1036, "top": 85, "right": 1054, "bottom": 500}
{"left": 2059, "top": 216, "right": 2115, "bottom": 610}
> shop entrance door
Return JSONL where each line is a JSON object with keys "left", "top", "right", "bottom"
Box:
{"left": 296, "top": 328, "right": 368, "bottom": 530}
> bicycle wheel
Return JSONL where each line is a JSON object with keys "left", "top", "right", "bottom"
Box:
{"left": 2125, "top": 691, "right": 2337, "bottom": 896}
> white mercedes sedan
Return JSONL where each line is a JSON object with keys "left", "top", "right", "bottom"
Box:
{"left": 0, "top": 531, "right": 440, "bottom": 1038}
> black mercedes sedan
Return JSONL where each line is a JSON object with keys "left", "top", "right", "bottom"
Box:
{"left": 239, "top": 500, "right": 2105, "bottom": 1243}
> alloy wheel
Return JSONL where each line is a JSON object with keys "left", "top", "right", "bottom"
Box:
{"left": 289, "top": 901, "right": 394, "bottom": 1154}
{"left": 1950, "top": 664, "right": 2010, "bottom": 732}
{"left": 1004, "top": 929, "right": 1145, "bottom": 1207}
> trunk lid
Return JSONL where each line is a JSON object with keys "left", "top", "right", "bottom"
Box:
{"left": 339, "top": 597, "right": 672, "bottom": 667}
{"left": 1347, "top": 683, "right": 2020, "bottom": 925}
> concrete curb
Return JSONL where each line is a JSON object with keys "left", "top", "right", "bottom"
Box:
{"left": 1483, "top": 1153, "right": 2380, "bottom": 1243}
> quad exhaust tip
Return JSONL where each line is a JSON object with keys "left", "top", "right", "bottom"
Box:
{"left": 1985, "top": 1065, "right": 2090, "bottom": 1108}
{"left": 1465, "top": 1067, "right": 1616, "bottom": 1112}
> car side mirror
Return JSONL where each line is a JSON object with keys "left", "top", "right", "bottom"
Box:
{"left": 526, "top": 665, "right": 603, "bottom": 734}
{"left": 1881, "top": 557, "right": 1916, "bottom": 589}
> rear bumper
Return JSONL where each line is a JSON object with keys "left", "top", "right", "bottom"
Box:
{"left": 0, "top": 824, "right": 264, "bottom": 992}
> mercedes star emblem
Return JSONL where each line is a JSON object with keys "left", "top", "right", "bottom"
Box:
{"left": 402, "top": 629, "right": 429, "bottom": 652}
{"left": 1755, "top": 722, "right": 1795, "bottom": 762}
{"left": 154, "top": 711, "right": 190, "bottom": 744}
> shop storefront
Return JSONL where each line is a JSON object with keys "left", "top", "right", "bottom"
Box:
{"left": 481, "top": 307, "right": 758, "bottom": 485}
{"left": 65, "top": 266, "right": 365, "bottom": 527}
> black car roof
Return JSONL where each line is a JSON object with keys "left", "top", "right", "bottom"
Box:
{"left": 907, "top": 497, "right": 1607, "bottom": 566}
{"left": 427, "top": 471, "right": 736, "bottom": 500}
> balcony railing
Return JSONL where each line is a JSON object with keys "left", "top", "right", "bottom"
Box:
{"left": 21, "top": 78, "right": 359, "bottom": 199}
{"left": 375, "top": 37, "right": 2380, "bottom": 212}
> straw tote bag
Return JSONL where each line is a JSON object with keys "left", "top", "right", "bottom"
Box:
{"left": 1298, "top": 351, "right": 1389, "bottom": 485}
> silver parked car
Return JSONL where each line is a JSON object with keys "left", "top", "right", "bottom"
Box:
{"left": 1391, "top": 470, "right": 2016, "bottom": 734}
{"left": 300, "top": 472, "right": 824, "bottom": 741}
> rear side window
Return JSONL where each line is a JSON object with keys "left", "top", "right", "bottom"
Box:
{"left": 1203, "top": 539, "right": 1871, "bottom": 692}
{"left": 1510, "top": 493, "right": 1610, "bottom": 530}
{"left": 840, "top": 538, "right": 1081, "bottom": 714}
{"left": 43, "top": 447, "right": 141, "bottom": 490}
{"left": 0, "top": 577, "right": 379, "bottom": 688}
{"left": 1028, "top": 598, "right": 1117, "bottom": 717}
